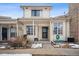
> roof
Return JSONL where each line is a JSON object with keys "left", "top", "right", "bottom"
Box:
{"left": 0, "top": 16, "right": 16, "bottom": 21}
{"left": 21, "top": 3, "right": 52, "bottom": 7}
{"left": 0, "top": 16, "right": 11, "bottom": 19}
{"left": 53, "top": 15, "right": 70, "bottom": 20}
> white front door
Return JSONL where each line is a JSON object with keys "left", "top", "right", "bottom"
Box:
{"left": 53, "top": 22, "right": 64, "bottom": 41}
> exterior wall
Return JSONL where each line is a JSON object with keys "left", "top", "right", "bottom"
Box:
{"left": 53, "top": 20, "right": 66, "bottom": 41}
{"left": 42, "top": 8, "right": 50, "bottom": 18}
{"left": 17, "top": 17, "right": 70, "bottom": 42}
{"left": 0, "top": 24, "right": 17, "bottom": 41}
{"left": 0, "top": 5, "right": 71, "bottom": 42}
{"left": 23, "top": 7, "right": 31, "bottom": 18}
{"left": 51, "top": 17, "right": 70, "bottom": 41}
{"left": 19, "top": 19, "right": 50, "bottom": 41}
{"left": 0, "top": 18, "right": 69, "bottom": 42}
{"left": 69, "top": 3, "right": 79, "bottom": 42}
{"left": 22, "top": 7, "right": 51, "bottom": 18}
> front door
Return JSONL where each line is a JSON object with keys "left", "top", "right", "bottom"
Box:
{"left": 42, "top": 27, "right": 48, "bottom": 39}
{"left": 2, "top": 27, "right": 8, "bottom": 40}
{"left": 53, "top": 22, "right": 64, "bottom": 41}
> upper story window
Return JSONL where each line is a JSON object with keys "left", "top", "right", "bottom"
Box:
{"left": 31, "top": 10, "right": 40, "bottom": 16}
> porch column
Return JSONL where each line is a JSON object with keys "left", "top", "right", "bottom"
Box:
{"left": 35, "top": 25, "right": 38, "bottom": 38}
{"left": 33, "top": 19, "right": 34, "bottom": 41}
{"left": 63, "top": 21, "right": 67, "bottom": 41}
{"left": 8, "top": 26, "right": 10, "bottom": 40}
{"left": 63, "top": 21, "right": 66, "bottom": 41}
{"left": 0, "top": 25, "right": 2, "bottom": 41}
{"left": 16, "top": 20, "right": 19, "bottom": 36}
{"left": 50, "top": 20, "right": 53, "bottom": 41}
{"left": 66, "top": 21, "right": 70, "bottom": 37}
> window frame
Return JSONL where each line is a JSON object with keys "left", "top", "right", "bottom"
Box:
{"left": 10, "top": 27, "right": 16, "bottom": 37}
{"left": 26, "top": 26, "right": 35, "bottom": 35}
{"left": 31, "top": 10, "right": 40, "bottom": 16}
{"left": 53, "top": 22, "right": 63, "bottom": 35}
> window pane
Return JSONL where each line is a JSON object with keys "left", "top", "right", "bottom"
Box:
{"left": 31, "top": 10, "right": 40, "bottom": 16}
{"left": 10, "top": 28, "right": 16, "bottom": 37}
{"left": 53, "top": 23, "right": 63, "bottom": 35}
{"left": 36, "top": 10, "right": 40, "bottom": 16}
{"left": 26, "top": 26, "right": 33, "bottom": 35}
{"left": 26, "top": 26, "right": 36, "bottom": 35}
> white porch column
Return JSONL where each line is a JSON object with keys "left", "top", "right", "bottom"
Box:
{"left": 66, "top": 21, "right": 70, "bottom": 37}
{"left": 63, "top": 21, "right": 66, "bottom": 41}
{"left": 16, "top": 20, "right": 19, "bottom": 36}
{"left": 50, "top": 20, "right": 53, "bottom": 41}
{"left": 35, "top": 25, "right": 38, "bottom": 38}
{"left": 8, "top": 26, "right": 10, "bottom": 40}
{"left": 24, "top": 24, "right": 26, "bottom": 34}
{"left": 33, "top": 19, "right": 34, "bottom": 41}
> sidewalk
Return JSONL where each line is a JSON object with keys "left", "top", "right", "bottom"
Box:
{"left": 0, "top": 43, "right": 79, "bottom": 56}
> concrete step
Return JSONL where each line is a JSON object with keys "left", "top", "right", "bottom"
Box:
{"left": 34, "top": 41, "right": 53, "bottom": 48}
{"left": 34, "top": 41, "right": 51, "bottom": 44}
{"left": 43, "top": 44, "right": 54, "bottom": 48}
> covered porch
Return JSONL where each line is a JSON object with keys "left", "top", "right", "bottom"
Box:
{"left": 0, "top": 20, "right": 17, "bottom": 41}
{"left": 18, "top": 17, "right": 70, "bottom": 42}
{"left": 18, "top": 19, "right": 51, "bottom": 41}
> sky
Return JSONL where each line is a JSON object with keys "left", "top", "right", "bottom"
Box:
{"left": 0, "top": 3, "right": 68, "bottom": 19}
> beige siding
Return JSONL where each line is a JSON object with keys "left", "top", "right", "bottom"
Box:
{"left": 24, "top": 8, "right": 31, "bottom": 18}
{"left": 23, "top": 6, "right": 51, "bottom": 18}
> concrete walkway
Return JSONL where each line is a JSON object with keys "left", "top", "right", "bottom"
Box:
{"left": 0, "top": 41, "right": 79, "bottom": 56}
{"left": 0, "top": 48, "right": 79, "bottom": 56}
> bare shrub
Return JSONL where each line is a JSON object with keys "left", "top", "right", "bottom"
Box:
{"left": 8, "top": 34, "right": 32, "bottom": 48}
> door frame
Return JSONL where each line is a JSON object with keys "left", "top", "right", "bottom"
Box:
{"left": 42, "top": 27, "right": 48, "bottom": 39}
{"left": 53, "top": 22, "right": 64, "bottom": 41}
{"left": 2, "top": 27, "right": 8, "bottom": 40}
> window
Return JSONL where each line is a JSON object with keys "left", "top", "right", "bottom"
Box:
{"left": 26, "top": 26, "right": 35, "bottom": 35}
{"left": 53, "top": 23, "right": 58, "bottom": 34}
{"left": 10, "top": 28, "right": 16, "bottom": 37}
{"left": 31, "top": 10, "right": 40, "bottom": 16}
{"left": 53, "top": 22, "right": 63, "bottom": 35}
{"left": 26, "top": 26, "right": 33, "bottom": 35}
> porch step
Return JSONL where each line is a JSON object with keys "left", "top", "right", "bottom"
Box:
{"left": 34, "top": 41, "right": 51, "bottom": 44}
{"left": 34, "top": 41, "right": 53, "bottom": 48}
{"left": 43, "top": 43, "right": 54, "bottom": 48}
{"left": 0, "top": 41, "right": 9, "bottom": 46}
